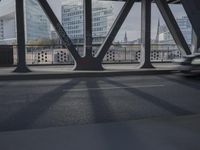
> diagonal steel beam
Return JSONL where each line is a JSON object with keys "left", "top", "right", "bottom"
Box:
{"left": 155, "top": 0, "right": 191, "bottom": 55}
{"left": 83, "top": 0, "right": 93, "bottom": 58}
{"left": 37, "top": 0, "right": 81, "bottom": 61}
{"left": 96, "top": 0, "right": 135, "bottom": 61}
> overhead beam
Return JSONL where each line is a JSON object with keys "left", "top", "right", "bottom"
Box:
{"left": 96, "top": 0, "right": 135, "bottom": 61}
{"left": 155, "top": 0, "right": 191, "bottom": 55}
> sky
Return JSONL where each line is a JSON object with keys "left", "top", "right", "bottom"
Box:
{"left": 47, "top": 0, "right": 187, "bottom": 41}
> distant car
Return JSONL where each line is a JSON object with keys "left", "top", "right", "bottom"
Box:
{"left": 173, "top": 54, "right": 200, "bottom": 74}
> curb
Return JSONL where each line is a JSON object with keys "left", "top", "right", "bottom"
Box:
{"left": 0, "top": 70, "right": 175, "bottom": 81}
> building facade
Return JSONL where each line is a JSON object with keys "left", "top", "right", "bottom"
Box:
{"left": 25, "top": 0, "right": 50, "bottom": 43}
{"left": 0, "top": 0, "right": 16, "bottom": 44}
{"left": 158, "top": 16, "right": 192, "bottom": 45}
{"left": 62, "top": 4, "right": 113, "bottom": 44}
{"left": 0, "top": 0, "right": 50, "bottom": 44}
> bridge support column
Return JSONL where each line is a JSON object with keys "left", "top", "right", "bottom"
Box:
{"left": 14, "top": 0, "right": 30, "bottom": 73}
{"left": 139, "top": 0, "right": 154, "bottom": 68}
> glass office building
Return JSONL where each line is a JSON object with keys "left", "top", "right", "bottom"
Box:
{"left": 0, "top": 0, "right": 50, "bottom": 44}
{"left": 62, "top": 4, "right": 113, "bottom": 44}
{"left": 0, "top": 0, "right": 16, "bottom": 44}
{"left": 25, "top": 0, "right": 50, "bottom": 42}
{"left": 158, "top": 16, "right": 192, "bottom": 45}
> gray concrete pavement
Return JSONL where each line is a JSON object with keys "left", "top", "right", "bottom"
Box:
{"left": 0, "top": 114, "right": 200, "bottom": 150}
{"left": 0, "top": 74, "right": 200, "bottom": 132}
{"left": 0, "top": 74, "right": 200, "bottom": 150}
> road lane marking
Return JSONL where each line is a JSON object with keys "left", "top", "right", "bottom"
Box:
{"left": 62, "top": 84, "right": 165, "bottom": 92}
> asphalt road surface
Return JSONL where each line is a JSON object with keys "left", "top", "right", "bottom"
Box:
{"left": 0, "top": 74, "right": 200, "bottom": 132}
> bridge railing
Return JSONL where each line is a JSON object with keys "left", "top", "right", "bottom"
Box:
{"left": 1, "top": 44, "right": 183, "bottom": 66}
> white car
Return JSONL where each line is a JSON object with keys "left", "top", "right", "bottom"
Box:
{"left": 173, "top": 54, "right": 200, "bottom": 74}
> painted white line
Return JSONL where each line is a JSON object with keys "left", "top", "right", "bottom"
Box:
{"left": 62, "top": 84, "right": 165, "bottom": 92}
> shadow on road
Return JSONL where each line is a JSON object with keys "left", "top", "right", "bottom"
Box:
{"left": 0, "top": 79, "right": 81, "bottom": 132}
{"left": 160, "top": 75, "right": 200, "bottom": 90}
{"left": 0, "top": 76, "right": 197, "bottom": 133}
{"left": 86, "top": 79, "right": 143, "bottom": 150}
{"left": 86, "top": 80, "right": 116, "bottom": 123}
{"left": 102, "top": 78, "right": 195, "bottom": 116}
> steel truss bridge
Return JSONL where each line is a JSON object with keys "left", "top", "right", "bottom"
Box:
{"left": 13, "top": 0, "right": 200, "bottom": 72}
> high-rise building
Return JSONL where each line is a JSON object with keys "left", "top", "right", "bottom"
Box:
{"left": 61, "top": 4, "right": 113, "bottom": 44}
{"left": 0, "top": 0, "right": 16, "bottom": 44}
{"left": 0, "top": 0, "right": 50, "bottom": 44}
{"left": 158, "top": 16, "right": 192, "bottom": 45}
{"left": 25, "top": 0, "right": 50, "bottom": 42}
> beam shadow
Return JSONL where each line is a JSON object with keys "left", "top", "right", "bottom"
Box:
{"left": 0, "top": 79, "right": 81, "bottom": 132}
{"left": 86, "top": 79, "right": 115, "bottom": 123}
{"left": 86, "top": 79, "right": 142, "bottom": 150}
{"left": 102, "top": 78, "right": 195, "bottom": 116}
{"left": 161, "top": 75, "right": 200, "bottom": 90}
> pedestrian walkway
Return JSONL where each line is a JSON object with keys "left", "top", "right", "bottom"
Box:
{"left": 0, "top": 63, "right": 177, "bottom": 80}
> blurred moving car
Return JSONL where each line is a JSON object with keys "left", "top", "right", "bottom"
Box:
{"left": 173, "top": 54, "right": 200, "bottom": 74}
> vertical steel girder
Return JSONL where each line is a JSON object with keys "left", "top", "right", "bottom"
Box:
{"left": 37, "top": 0, "right": 81, "bottom": 62}
{"left": 96, "top": 0, "right": 135, "bottom": 61}
{"left": 83, "top": 0, "right": 93, "bottom": 58}
{"left": 155, "top": 0, "right": 191, "bottom": 55}
{"left": 140, "top": 0, "right": 154, "bottom": 68}
{"left": 14, "top": 0, "right": 30, "bottom": 73}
